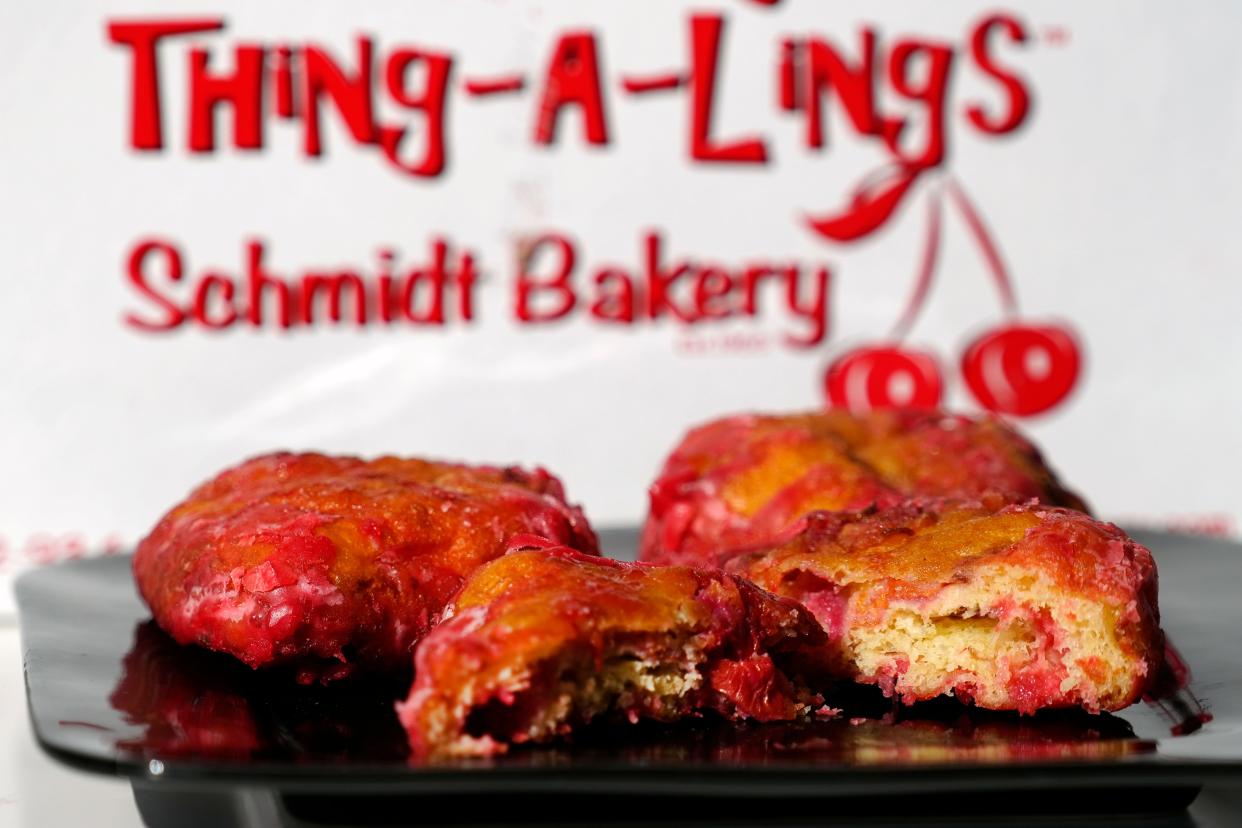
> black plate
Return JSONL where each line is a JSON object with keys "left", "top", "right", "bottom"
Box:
{"left": 16, "top": 528, "right": 1242, "bottom": 821}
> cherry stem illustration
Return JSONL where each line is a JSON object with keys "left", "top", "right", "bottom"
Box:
{"left": 859, "top": 162, "right": 909, "bottom": 194}
{"left": 945, "top": 177, "right": 1020, "bottom": 317}
{"left": 889, "top": 186, "right": 943, "bottom": 341}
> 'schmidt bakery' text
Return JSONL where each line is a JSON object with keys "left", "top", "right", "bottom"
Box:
{"left": 108, "top": 9, "right": 1033, "bottom": 350}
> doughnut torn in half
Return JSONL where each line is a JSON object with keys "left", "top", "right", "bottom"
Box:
{"left": 726, "top": 498, "right": 1161, "bottom": 714}
{"left": 398, "top": 541, "right": 834, "bottom": 758}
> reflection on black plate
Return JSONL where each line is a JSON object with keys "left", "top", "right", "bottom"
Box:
{"left": 107, "top": 620, "right": 1152, "bottom": 768}
{"left": 17, "top": 528, "right": 1242, "bottom": 797}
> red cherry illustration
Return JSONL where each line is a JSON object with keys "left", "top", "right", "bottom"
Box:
{"left": 806, "top": 164, "right": 926, "bottom": 243}
{"left": 821, "top": 192, "right": 944, "bottom": 413}
{"left": 824, "top": 345, "right": 943, "bottom": 412}
{"left": 960, "top": 323, "right": 1081, "bottom": 417}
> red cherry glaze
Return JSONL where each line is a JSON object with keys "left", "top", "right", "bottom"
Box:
{"left": 398, "top": 544, "right": 833, "bottom": 757}
{"left": 132, "top": 452, "right": 598, "bottom": 680}
{"left": 641, "top": 409, "right": 1087, "bottom": 567}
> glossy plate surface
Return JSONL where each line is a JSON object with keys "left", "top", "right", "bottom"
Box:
{"left": 16, "top": 528, "right": 1242, "bottom": 795}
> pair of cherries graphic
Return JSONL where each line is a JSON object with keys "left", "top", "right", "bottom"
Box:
{"left": 819, "top": 175, "right": 1081, "bottom": 417}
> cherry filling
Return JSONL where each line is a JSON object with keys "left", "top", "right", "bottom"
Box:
{"left": 779, "top": 568, "right": 1096, "bottom": 712}
{"left": 453, "top": 638, "right": 820, "bottom": 751}
{"left": 781, "top": 571, "right": 851, "bottom": 644}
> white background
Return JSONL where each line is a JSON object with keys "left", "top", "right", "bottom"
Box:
{"left": 2, "top": 1, "right": 1242, "bottom": 614}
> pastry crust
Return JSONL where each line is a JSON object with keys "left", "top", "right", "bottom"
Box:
{"left": 398, "top": 540, "right": 834, "bottom": 758}
{"left": 642, "top": 410, "right": 1086, "bottom": 566}
{"left": 725, "top": 498, "right": 1161, "bottom": 714}
{"left": 133, "top": 452, "right": 597, "bottom": 679}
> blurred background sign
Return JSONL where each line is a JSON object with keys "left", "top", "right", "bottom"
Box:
{"left": 1, "top": 0, "right": 1239, "bottom": 611}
